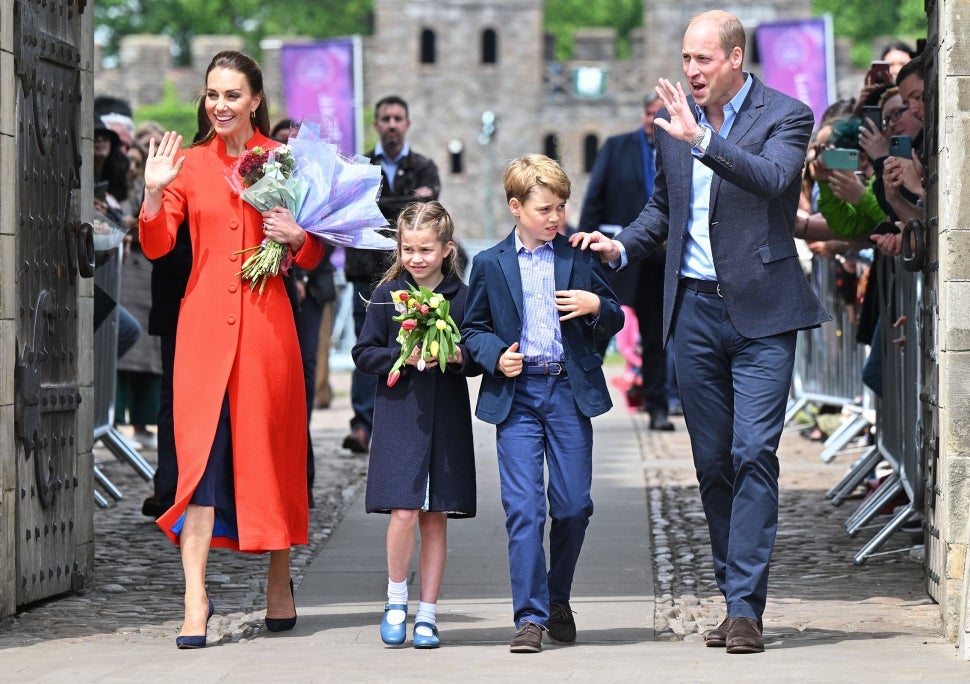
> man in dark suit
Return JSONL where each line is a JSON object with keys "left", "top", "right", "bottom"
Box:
{"left": 579, "top": 94, "right": 674, "bottom": 430}
{"left": 573, "top": 10, "right": 830, "bottom": 654}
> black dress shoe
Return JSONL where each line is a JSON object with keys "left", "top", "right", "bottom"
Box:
{"left": 141, "top": 495, "right": 172, "bottom": 519}
{"left": 725, "top": 617, "right": 764, "bottom": 654}
{"left": 341, "top": 427, "right": 369, "bottom": 453}
{"left": 649, "top": 409, "right": 675, "bottom": 431}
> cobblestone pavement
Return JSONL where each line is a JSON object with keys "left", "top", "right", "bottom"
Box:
{"left": 635, "top": 411, "right": 941, "bottom": 646}
{"left": 0, "top": 396, "right": 367, "bottom": 649}
{"left": 0, "top": 369, "right": 945, "bottom": 655}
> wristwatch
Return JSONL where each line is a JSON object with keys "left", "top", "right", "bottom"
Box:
{"left": 690, "top": 127, "right": 707, "bottom": 148}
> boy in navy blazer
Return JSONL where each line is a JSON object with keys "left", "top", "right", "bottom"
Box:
{"left": 462, "top": 154, "right": 624, "bottom": 653}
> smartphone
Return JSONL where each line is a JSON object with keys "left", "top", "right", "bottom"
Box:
{"left": 94, "top": 180, "right": 109, "bottom": 201}
{"left": 821, "top": 148, "right": 860, "bottom": 170}
{"left": 890, "top": 135, "right": 912, "bottom": 159}
{"left": 866, "top": 60, "right": 892, "bottom": 86}
{"left": 861, "top": 105, "right": 882, "bottom": 132}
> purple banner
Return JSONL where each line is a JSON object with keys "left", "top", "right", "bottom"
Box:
{"left": 755, "top": 17, "right": 833, "bottom": 129}
{"left": 280, "top": 40, "right": 358, "bottom": 155}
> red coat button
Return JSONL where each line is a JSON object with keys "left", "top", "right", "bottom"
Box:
{"left": 229, "top": 221, "right": 239, "bottom": 230}
{"left": 227, "top": 315, "right": 236, "bottom": 325}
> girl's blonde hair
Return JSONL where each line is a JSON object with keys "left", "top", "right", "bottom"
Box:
{"left": 378, "top": 200, "right": 461, "bottom": 288}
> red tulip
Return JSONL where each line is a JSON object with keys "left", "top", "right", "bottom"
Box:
{"left": 399, "top": 292, "right": 409, "bottom": 302}
{"left": 386, "top": 370, "right": 401, "bottom": 388}
{"left": 420, "top": 305, "right": 430, "bottom": 315}
{"left": 401, "top": 318, "right": 418, "bottom": 331}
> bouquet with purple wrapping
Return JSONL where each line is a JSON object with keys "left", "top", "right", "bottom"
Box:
{"left": 290, "top": 121, "right": 394, "bottom": 249}
{"left": 227, "top": 125, "right": 393, "bottom": 294}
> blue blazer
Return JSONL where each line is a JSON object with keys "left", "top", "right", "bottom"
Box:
{"left": 617, "top": 75, "right": 831, "bottom": 342}
{"left": 462, "top": 231, "right": 625, "bottom": 424}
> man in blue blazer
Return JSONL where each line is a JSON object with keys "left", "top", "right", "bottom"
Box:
{"left": 573, "top": 10, "right": 830, "bottom": 654}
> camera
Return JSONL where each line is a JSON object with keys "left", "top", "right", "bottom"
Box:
{"left": 821, "top": 148, "right": 860, "bottom": 170}
{"left": 94, "top": 180, "right": 109, "bottom": 201}
{"left": 890, "top": 135, "right": 912, "bottom": 159}
{"left": 866, "top": 60, "right": 892, "bottom": 86}
{"left": 861, "top": 106, "right": 882, "bottom": 132}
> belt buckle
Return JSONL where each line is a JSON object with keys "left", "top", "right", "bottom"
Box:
{"left": 547, "top": 362, "right": 564, "bottom": 375}
{"left": 716, "top": 283, "right": 723, "bottom": 298}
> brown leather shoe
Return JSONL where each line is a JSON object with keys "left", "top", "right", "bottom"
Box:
{"left": 509, "top": 622, "right": 542, "bottom": 653}
{"left": 341, "top": 427, "right": 369, "bottom": 453}
{"left": 547, "top": 602, "right": 576, "bottom": 643}
{"left": 704, "top": 617, "right": 730, "bottom": 647}
{"left": 725, "top": 617, "right": 764, "bottom": 654}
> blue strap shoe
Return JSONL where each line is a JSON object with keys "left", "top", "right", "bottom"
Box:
{"left": 176, "top": 598, "right": 214, "bottom": 649}
{"left": 380, "top": 603, "right": 408, "bottom": 645}
{"left": 413, "top": 621, "right": 440, "bottom": 649}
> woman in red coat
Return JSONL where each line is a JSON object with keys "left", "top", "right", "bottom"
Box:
{"left": 140, "top": 51, "right": 324, "bottom": 648}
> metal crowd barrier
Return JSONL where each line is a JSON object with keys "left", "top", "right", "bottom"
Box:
{"left": 846, "top": 257, "right": 923, "bottom": 564}
{"left": 92, "top": 245, "right": 155, "bottom": 506}
{"left": 790, "top": 252, "right": 925, "bottom": 564}
{"left": 788, "top": 256, "right": 868, "bottom": 433}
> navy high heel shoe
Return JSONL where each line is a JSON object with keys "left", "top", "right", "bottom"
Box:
{"left": 265, "top": 579, "right": 297, "bottom": 632}
{"left": 176, "top": 598, "right": 214, "bottom": 649}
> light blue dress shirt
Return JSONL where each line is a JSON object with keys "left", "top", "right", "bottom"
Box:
{"left": 373, "top": 141, "right": 410, "bottom": 193}
{"left": 514, "top": 232, "right": 564, "bottom": 363}
{"left": 680, "top": 73, "right": 753, "bottom": 280}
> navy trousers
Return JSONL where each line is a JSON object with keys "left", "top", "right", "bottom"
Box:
{"left": 495, "top": 374, "right": 594, "bottom": 628}
{"left": 671, "top": 286, "right": 796, "bottom": 621}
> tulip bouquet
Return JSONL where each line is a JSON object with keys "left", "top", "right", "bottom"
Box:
{"left": 386, "top": 283, "right": 461, "bottom": 388}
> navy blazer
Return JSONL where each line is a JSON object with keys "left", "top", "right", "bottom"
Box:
{"left": 617, "top": 75, "right": 830, "bottom": 342}
{"left": 462, "top": 231, "right": 625, "bottom": 424}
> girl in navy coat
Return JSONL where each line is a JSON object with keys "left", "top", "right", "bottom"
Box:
{"left": 352, "top": 201, "right": 479, "bottom": 649}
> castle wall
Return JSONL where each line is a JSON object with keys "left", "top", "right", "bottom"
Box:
{"left": 94, "top": 0, "right": 838, "bottom": 241}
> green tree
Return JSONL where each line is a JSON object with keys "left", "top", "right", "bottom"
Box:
{"left": 812, "top": 0, "right": 925, "bottom": 66}
{"left": 544, "top": 0, "right": 643, "bottom": 60}
{"left": 95, "top": 0, "right": 372, "bottom": 65}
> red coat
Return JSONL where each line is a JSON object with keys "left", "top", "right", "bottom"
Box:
{"left": 139, "top": 132, "right": 323, "bottom": 552}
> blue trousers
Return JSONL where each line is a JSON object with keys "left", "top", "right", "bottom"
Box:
{"left": 495, "top": 374, "right": 594, "bottom": 628}
{"left": 671, "top": 287, "right": 796, "bottom": 621}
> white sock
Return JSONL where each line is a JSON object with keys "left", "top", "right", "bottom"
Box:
{"left": 415, "top": 601, "right": 437, "bottom": 636}
{"left": 385, "top": 579, "right": 408, "bottom": 625}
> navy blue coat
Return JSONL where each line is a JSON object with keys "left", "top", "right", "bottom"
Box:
{"left": 462, "top": 230, "right": 624, "bottom": 424}
{"left": 353, "top": 274, "right": 479, "bottom": 517}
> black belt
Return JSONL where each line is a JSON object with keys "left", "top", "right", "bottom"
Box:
{"left": 679, "top": 277, "right": 722, "bottom": 297}
{"left": 523, "top": 361, "right": 566, "bottom": 376}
